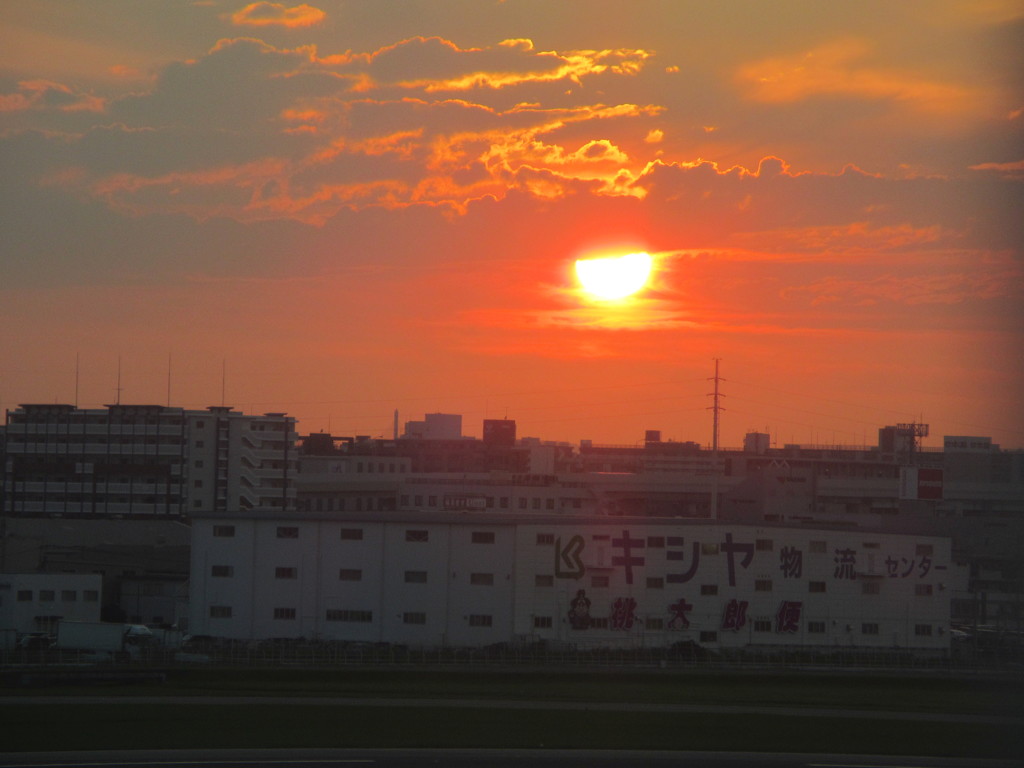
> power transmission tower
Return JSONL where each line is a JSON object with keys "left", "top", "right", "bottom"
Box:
{"left": 707, "top": 358, "right": 725, "bottom": 519}
{"left": 708, "top": 358, "right": 725, "bottom": 452}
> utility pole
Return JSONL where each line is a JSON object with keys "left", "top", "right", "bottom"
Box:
{"left": 707, "top": 358, "right": 725, "bottom": 519}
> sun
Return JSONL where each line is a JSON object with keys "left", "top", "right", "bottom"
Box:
{"left": 575, "top": 251, "right": 653, "bottom": 300}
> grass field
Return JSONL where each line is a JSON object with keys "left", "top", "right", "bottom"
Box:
{"left": 2, "top": 667, "right": 1021, "bottom": 757}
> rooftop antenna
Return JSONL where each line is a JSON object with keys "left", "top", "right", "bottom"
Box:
{"left": 221, "top": 359, "right": 226, "bottom": 407}
{"left": 115, "top": 356, "right": 123, "bottom": 405}
{"left": 393, "top": 409, "right": 399, "bottom": 440}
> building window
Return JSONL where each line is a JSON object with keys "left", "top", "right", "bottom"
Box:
{"left": 403, "top": 612, "right": 427, "bottom": 625}
{"left": 405, "top": 529, "right": 428, "bottom": 542}
{"left": 699, "top": 631, "right": 718, "bottom": 643}
{"left": 533, "top": 616, "right": 553, "bottom": 629}
{"left": 536, "top": 533, "right": 554, "bottom": 545}
{"left": 404, "top": 570, "right": 427, "bottom": 583}
{"left": 470, "top": 573, "right": 494, "bottom": 586}
{"left": 809, "top": 581, "right": 826, "bottom": 593}
{"left": 809, "top": 540, "right": 827, "bottom": 553}
{"left": 700, "top": 584, "right": 718, "bottom": 596}
{"left": 532, "top": 498, "right": 541, "bottom": 510}
{"left": 645, "top": 617, "right": 664, "bottom": 630}
{"left": 647, "top": 536, "right": 665, "bottom": 548}
{"left": 807, "top": 621, "right": 826, "bottom": 634}
{"left": 647, "top": 577, "right": 664, "bottom": 589}
{"left": 193, "top": 480, "right": 203, "bottom": 488}
{"left": 276, "top": 526, "right": 299, "bottom": 539}
{"left": 519, "top": 498, "right": 528, "bottom": 510}
{"left": 755, "top": 539, "right": 773, "bottom": 552}
{"left": 754, "top": 579, "right": 772, "bottom": 592}
{"left": 273, "top": 607, "right": 296, "bottom": 620}
{"left": 17, "top": 590, "right": 32, "bottom": 602}
{"left": 471, "top": 531, "right": 495, "bottom": 544}
{"left": 210, "top": 605, "right": 232, "bottom": 618}
{"left": 213, "top": 525, "right": 235, "bottom": 537}
{"left": 340, "top": 528, "right": 363, "bottom": 541}
{"left": 39, "top": 590, "right": 55, "bottom": 602}
{"left": 915, "top": 584, "right": 933, "bottom": 596}
{"left": 861, "top": 623, "right": 880, "bottom": 635}
{"left": 545, "top": 499, "right": 555, "bottom": 510}
{"left": 275, "top": 567, "right": 297, "bottom": 579}
{"left": 84, "top": 590, "right": 99, "bottom": 602}
{"left": 914, "top": 624, "right": 933, "bottom": 636}
{"left": 211, "top": 565, "right": 234, "bottom": 577}
{"left": 591, "top": 575, "right": 610, "bottom": 588}
{"left": 862, "top": 581, "right": 881, "bottom": 595}
{"left": 195, "top": 440, "right": 204, "bottom": 448}
{"left": 338, "top": 569, "right": 362, "bottom": 581}
{"left": 468, "top": 614, "right": 493, "bottom": 627}
{"left": 535, "top": 575, "right": 554, "bottom": 587}
{"left": 753, "top": 620, "right": 772, "bottom": 632}
{"left": 326, "top": 609, "right": 372, "bottom": 622}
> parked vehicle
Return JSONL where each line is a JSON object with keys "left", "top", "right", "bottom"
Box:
{"left": 15, "top": 632, "right": 53, "bottom": 650}
{"left": 54, "top": 620, "right": 154, "bottom": 660}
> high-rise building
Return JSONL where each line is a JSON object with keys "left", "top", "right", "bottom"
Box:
{"left": 1, "top": 404, "right": 297, "bottom": 517}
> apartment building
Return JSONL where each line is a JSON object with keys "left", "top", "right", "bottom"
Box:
{"left": 2, "top": 403, "right": 297, "bottom": 517}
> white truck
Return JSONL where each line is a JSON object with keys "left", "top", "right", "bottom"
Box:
{"left": 55, "top": 620, "right": 154, "bottom": 659}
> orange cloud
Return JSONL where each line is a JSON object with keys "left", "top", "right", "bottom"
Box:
{"left": 970, "top": 159, "right": 1024, "bottom": 178}
{"left": 230, "top": 2, "right": 325, "bottom": 28}
{"left": 781, "top": 267, "right": 1023, "bottom": 307}
{"left": 737, "top": 39, "right": 977, "bottom": 114}
{"left": 0, "top": 80, "right": 105, "bottom": 113}
{"left": 322, "top": 37, "right": 653, "bottom": 94}
{"left": 730, "top": 222, "right": 952, "bottom": 254}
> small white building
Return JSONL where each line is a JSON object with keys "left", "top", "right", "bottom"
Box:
{"left": 0, "top": 573, "right": 102, "bottom": 636}
{"left": 189, "top": 511, "right": 958, "bottom": 654}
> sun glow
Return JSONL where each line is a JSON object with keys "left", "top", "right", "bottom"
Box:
{"left": 575, "top": 251, "right": 653, "bottom": 300}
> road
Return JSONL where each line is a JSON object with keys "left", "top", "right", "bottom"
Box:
{"left": 0, "top": 749, "right": 1021, "bottom": 768}
{"left": 0, "top": 695, "right": 1017, "bottom": 725}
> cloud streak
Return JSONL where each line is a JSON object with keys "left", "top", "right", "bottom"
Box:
{"left": 229, "top": 2, "right": 326, "bottom": 28}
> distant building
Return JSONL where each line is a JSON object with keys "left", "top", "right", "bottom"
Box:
{"left": 402, "top": 413, "right": 462, "bottom": 440}
{"left": 1, "top": 403, "right": 297, "bottom": 517}
{"left": 483, "top": 419, "right": 516, "bottom": 447}
{"left": 0, "top": 573, "right": 102, "bottom": 635}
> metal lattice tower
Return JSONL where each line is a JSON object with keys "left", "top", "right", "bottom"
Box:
{"left": 708, "top": 358, "right": 725, "bottom": 452}
{"left": 707, "top": 358, "right": 725, "bottom": 519}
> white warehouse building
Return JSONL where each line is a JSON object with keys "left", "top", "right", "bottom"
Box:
{"left": 189, "top": 511, "right": 957, "bottom": 654}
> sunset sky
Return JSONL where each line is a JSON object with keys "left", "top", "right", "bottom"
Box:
{"left": 2, "top": 1, "right": 1022, "bottom": 449}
